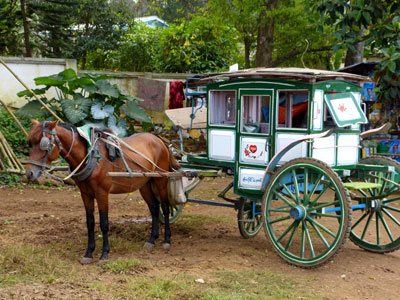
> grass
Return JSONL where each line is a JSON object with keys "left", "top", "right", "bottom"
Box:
{"left": 89, "top": 270, "right": 322, "bottom": 300}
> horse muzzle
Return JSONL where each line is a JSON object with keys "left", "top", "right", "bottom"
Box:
{"left": 26, "top": 166, "right": 42, "bottom": 182}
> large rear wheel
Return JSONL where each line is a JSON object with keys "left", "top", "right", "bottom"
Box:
{"left": 262, "top": 158, "right": 352, "bottom": 268}
{"left": 348, "top": 156, "right": 400, "bottom": 253}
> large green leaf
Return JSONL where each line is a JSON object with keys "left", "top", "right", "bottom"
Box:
{"left": 34, "top": 75, "right": 65, "bottom": 86}
{"left": 83, "top": 73, "right": 115, "bottom": 82}
{"left": 17, "top": 87, "right": 49, "bottom": 97}
{"left": 121, "top": 100, "right": 152, "bottom": 123}
{"left": 108, "top": 116, "right": 127, "bottom": 137}
{"left": 16, "top": 100, "right": 50, "bottom": 118}
{"left": 91, "top": 100, "right": 114, "bottom": 119}
{"left": 61, "top": 98, "right": 91, "bottom": 124}
{"left": 59, "top": 68, "right": 77, "bottom": 80}
{"left": 68, "top": 77, "right": 93, "bottom": 91}
{"left": 95, "top": 80, "right": 119, "bottom": 98}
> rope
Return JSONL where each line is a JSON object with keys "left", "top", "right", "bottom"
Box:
{"left": 100, "top": 131, "right": 168, "bottom": 172}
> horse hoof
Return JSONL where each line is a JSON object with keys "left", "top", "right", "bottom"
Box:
{"left": 79, "top": 257, "right": 94, "bottom": 265}
{"left": 143, "top": 242, "right": 155, "bottom": 249}
{"left": 162, "top": 243, "right": 171, "bottom": 250}
{"left": 98, "top": 259, "right": 109, "bottom": 267}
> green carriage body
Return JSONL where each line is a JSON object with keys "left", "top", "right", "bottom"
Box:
{"left": 186, "top": 68, "right": 368, "bottom": 200}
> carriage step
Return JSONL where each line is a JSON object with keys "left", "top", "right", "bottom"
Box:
{"left": 343, "top": 182, "right": 382, "bottom": 190}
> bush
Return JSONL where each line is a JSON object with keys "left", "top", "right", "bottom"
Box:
{"left": 0, "top": 108, "right": 31, "bottom": 156}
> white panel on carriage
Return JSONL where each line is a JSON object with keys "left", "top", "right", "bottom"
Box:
{"left": 240, "top": 137, "right": 269, "bottom": 165}
{"left": 209, "top": 129, "right": 235, "bottom": 161}
{"left": 239, "top": 168, "right": 265, "bottom": 190}
{"left": 276, "top": 133, "right": 308, "bottom": 164}
{"left": 312, "top": 90, "right": 324, "bottom": 130}
{"left": 312, "top": 134, "right": 336, "bottom": 166}
{"left": 337, "top": 134, "right": 359, "bottom": 165}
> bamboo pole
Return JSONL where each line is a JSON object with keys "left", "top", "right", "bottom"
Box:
{"left": 0, "top": 57, "right": 63, "bottom": 123}
{"left": 0, "top": 99, "right": 29, "bottom": 137}
{"left": 0, "top": 140, "right": 11, "bottom": 167}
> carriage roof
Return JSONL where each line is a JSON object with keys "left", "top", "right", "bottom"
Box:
{"left": 199, "top": 67, "right": 370, "bottom": 84}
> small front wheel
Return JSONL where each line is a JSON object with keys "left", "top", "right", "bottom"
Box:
{"left": 238, "top": 198, "right": 263, "bottom": 239}
{"left": 159, "top": 205, "right": 184, "bottom": 224}
{"left": 262, "top": 158, "right": 352, "bottom": 268}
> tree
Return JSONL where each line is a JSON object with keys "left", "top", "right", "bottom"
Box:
{"left": 207, "top": 0, "right": 334, "bottom": 69}
{"left": 317, "top": 0, "right": 400, "bottom": 100}
{"left": 0, "top": 0, "right": 23, "bottom": 56}
{"left": 73, "top": 0, "right": 135, "bottom": 69}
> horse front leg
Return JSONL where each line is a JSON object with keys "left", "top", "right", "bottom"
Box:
{"left": 80, "top": 193, "right": 96, "bottom": 264}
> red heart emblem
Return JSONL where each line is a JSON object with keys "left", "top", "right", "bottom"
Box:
{"left": 249, "top": 145, "right": 257, "bottom": 153}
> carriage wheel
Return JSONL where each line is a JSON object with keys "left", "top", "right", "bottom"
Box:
{"left": 262, "top": 158, "right": 351, "bottom": 268}
{"left": 159, "top": 205, "right": 184, "bottom": 224}
{"left": 238, "top": 198, "right": 263, "bottom": 239}
{"left": 349, "top": 156, "right": 400, "bottom": 253}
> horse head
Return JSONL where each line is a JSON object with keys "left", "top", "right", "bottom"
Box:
{"left": 26, "top": 119, "right": 62, "bottom": 181}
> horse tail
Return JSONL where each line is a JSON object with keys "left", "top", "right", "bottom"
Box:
{"left": 168, "top": 148, "right": 181, "bottom": 171}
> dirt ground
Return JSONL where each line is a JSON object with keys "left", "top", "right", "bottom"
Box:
{"left": 0, "top": 177, "right": 399, "bottom": 300}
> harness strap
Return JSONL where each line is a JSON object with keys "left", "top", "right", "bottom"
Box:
{"left": 101, "top": 131, "right": 168, "bottom": 172}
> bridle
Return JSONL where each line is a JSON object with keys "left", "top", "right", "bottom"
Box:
{"left": 27, "top": 122, "right": 75, "bottom": 171}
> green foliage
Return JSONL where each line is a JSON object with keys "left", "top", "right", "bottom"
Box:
{"left": 154, "top": 16, "right": 240, "bottom": 73}
{"left": 16, "top": 69, "right": 152, "bottom": 136}
{"left": 0, "top": 0, "right": 24, "bottom": 55}
{"left": 0, "top": 108, "right": 31, "bottom": 156}
{"left": 0, "top": 172, "right": 21, "bottom": 186}
{"left": 317, "top": 0, "right": 400, "bottom": 101}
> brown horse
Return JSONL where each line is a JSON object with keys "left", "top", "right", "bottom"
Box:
{"left": 26, "top": 120, "right": 180, "bottom": 264}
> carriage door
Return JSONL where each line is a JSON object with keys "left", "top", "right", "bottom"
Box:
{"left": 237, "top": 89, "right": 272, "bottom": 192}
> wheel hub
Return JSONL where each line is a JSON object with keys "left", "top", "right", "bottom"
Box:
{"left": 290, "top": 205, "right": 307, "bottom": 220}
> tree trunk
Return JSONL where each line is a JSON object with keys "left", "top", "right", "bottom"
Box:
{"left": 20, "top": 0, "right": 32, "bottom": 57}
{"left": 244, "top": 36, "right": 251, "bottom": 69}
{"left": 345, "top": 41, "right": 364, "bottom": 66}
{"left": 255, "top": 0, "right": 278, "bottom": 67}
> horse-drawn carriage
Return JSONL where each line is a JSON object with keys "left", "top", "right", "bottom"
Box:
{"left": 26, "top": 68, "right": 400, "bottom": 268}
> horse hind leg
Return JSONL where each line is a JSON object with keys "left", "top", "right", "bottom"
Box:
{"left": 140, "top": 182, "right": 160, "bottom": 249}
{"left": 152, "top": 178, "right": 171, "bottom": 250}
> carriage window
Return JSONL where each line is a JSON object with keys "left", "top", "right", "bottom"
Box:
{"left": 278, "top": 90, "right": 309, "bottom": 129}
{"left": 241, "top": 95, "right": 270, "bottom": 133}
{"left": 209, "top": 90, "right": 236, "bottom": 126}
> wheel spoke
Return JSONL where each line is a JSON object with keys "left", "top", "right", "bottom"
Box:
{"left": 308, "top": 173, "right": 323, "bottom": 201}
{"left": 304, "top": 220, "right": 315, "bottom": 258}
{"left": 382, "top": 207, "right": 400, "bottom": 227}
{"left": 309, "top": 218, "right": 330, "bottom": 248}
{"left": 351, "top": 212, "right": 368, "bottom": 230}
{"left": 307, "top": 216, "right": 336, "bottom": 238}
{"left": 360, "top": 212, "right": 374, "bottom": 240}
{"left": 292, "top": 169, "right": 301, "bottom": 204}
{"left": 309, "top": 182, "right": 331, "bottom": 207}
{"left": 376, "top": 210, "right": 380, "bottom": 245}
{"left": 277, "top": 220, "right": 298, "bottom": 243}
{"left": 281, "top": 183, "right": 297, "bottom": 202}
{"left": 312, "top": 213, "right": 341, "bottom": 219}
{"left": 303, "top": 168, "right": 309, "bottom": 204}
{"left": 273, "top": 190, "right": 296, "bottom": 208}
{"left": 385, "top": 206, "right": 400, "bottom": 213}
{"left": 379, "top": 175, "right": 388, "bottom": 195}
{"left": 268, "top": 215, "right": 291, "bottom": 224}
{"left": 377, "top": 211, "right": 394, "bottom": 243}
{"left": 383, "top": 196, "right": 400, "bottom": 204}
{"left": 285, "top": 220, "right": 299, "bottom": 251}
{"left": 301, "top": 221, "right": 306, "bottom": 258}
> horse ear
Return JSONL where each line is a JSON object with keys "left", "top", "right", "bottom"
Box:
{"left": 48, "top": 120, "right": 59, "bottom": 130}
{"left": 31, "top": 119, "right": 39, "bottom": 126}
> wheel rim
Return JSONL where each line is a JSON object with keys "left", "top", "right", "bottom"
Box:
{"left": 159, "top": 205, "right": 183, "bottom": 224}
{"left": 263, "top": 161, "right": 350, "bottom": 266}
{"left": 238, "top": 199, "right": 263, "bottom": 238}
{"left": 349, "top": 157, "right": 400, "bottom": 252}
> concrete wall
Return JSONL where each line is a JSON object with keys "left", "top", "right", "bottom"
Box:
{"left": 78, "top": 70, "right": 195, "bottom": 123}
{"left": 0, "top": 57, "right": 77, "bottom": 108}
